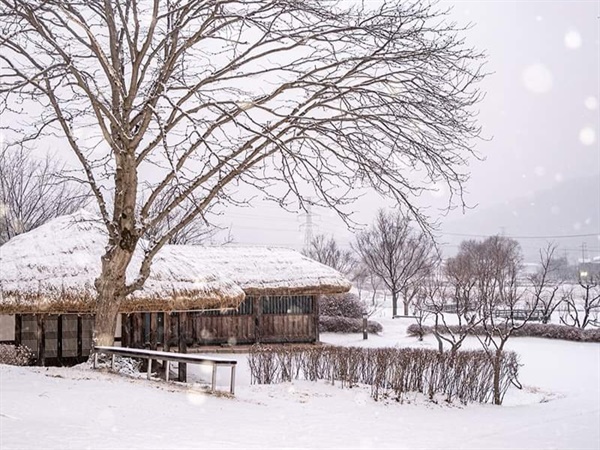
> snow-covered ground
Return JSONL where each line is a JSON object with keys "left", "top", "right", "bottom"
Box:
{"left": 1, "top": 318, "right": 599, "bottom": 449}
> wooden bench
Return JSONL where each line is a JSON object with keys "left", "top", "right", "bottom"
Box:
{"left": 94, "top": 346, "right": 237, "bottom": 395}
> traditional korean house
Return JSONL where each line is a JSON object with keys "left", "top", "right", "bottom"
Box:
{"left": 0, "top": 211, "right": 351, "bottom": 365}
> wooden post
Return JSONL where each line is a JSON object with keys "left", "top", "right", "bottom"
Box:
{"left": 254, "top": 296, "right": 262, "bottom": 344}
{"left": 121, "top": 314, "right": 128, "bottom": 348}
{"left": 14, "top": 315, "right": 22, "bottom": 346}
{"left": 230, "top": 365, "right": 236, "bottom": 395}
{"left": 163, "top": 312, "right": 171, "bottom": 352}
{"left": 313, "top": 295, "right": 320, "bottom": 343}
{"left": 362, "top": 313, "right": 368, "bottom": 340}
{"left": 77, "top": 315, "right": 83, "bottom": 358}
{"left": 57, "top": 315, "right": 63, "bottom": 360}
{"left": 211, "top": 365, "right": 217, "bottom": 392}
{"left": 150, "top": 313, "right": 158, "bottom": 350}
{"left": 36, "top": 315, "right": 45, "bottom": 366}
{"left": 178, "top": 312, "right": 187, "bottom": 382}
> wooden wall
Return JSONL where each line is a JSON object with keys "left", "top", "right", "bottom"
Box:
{"left": 122, "top": 294, "right": 320, "bottom": 348}
{"left": 15, "top": 314, "right": 94, "bottom": 366}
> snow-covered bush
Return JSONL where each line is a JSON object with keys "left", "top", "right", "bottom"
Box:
{"left": 407, "top": 322, "right": 600, "bottom": 342}
{"left": 319, "top": 316, "right": 383, "bottom": 334}
{"left": 319, "top": 293, "right": 383, "bottom": 334}
{"left": 0, "top": 344, "right": 34, "bottom": 366}
{"left": 248, "top": 345, "right": 519, "bottom": 405}
{"left": 319, "top": 293, "right": 365, "bottom": 318}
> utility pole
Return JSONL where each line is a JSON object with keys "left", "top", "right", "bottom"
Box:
{"left": 299, "top": 202, "right": 315, "bottom": 250}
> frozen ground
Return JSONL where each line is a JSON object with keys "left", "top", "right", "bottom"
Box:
{"left": 1, "top": 317, "right": 599, "bottom": 450}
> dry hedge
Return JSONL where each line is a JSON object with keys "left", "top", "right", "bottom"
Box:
{"left": 407, "top": 323, "right": 600, "bottom": 342}
{"left": 248, "top": 345, "right": 519, "bottom": 405}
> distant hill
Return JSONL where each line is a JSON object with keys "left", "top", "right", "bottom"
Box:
{"left": 440, "top": 173, "right": 600, "bottom": 262}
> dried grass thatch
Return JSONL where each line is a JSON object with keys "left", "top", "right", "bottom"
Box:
{"left": 0, "top": 211, "right": 244, "bottom": 314}
{"left": 0, "top": 211, "right": 351, "bottom": 314}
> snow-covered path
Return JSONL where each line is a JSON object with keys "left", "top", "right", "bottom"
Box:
{"left": 1, "top": 319, "right": 599, "bottom": 449}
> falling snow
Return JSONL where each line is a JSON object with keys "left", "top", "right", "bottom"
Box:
{"left": 579, "top": 127, "right": 596, "bottom": 146}
{"left": 522, "top": 64, "right": 553, "bottom": 94}
{"left": 564, "top": 30, "right": 583, "bottom": 49}
{"left": 584, "top": 96, "right": 598, "bottom": 110}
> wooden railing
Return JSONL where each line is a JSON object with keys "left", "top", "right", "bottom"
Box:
{"left": 94, "top": 346, "right": 237, "bottom": 395}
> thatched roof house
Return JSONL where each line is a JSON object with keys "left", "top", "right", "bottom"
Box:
{"left": 0, "top": 210, "right": 351, "bottom": 314}
{"left": 1, "top": 211, "right": 351, "bottom": 365}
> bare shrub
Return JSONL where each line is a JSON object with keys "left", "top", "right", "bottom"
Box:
{"left": 0, "top": 344, "right": 34, "bottom": 366}
{"left": 407, "top": 322, "right": 600, "bottom": 343}
{"left": 247, "top": 345, "right": 519, "bottom": 405}
{"left": 319, "top": 316, "right": 383, "bottom": 334}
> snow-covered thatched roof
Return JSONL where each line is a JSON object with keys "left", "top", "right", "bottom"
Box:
{"left": 0, "top": 210, "right": 244, "bottom": 314}
{"left": 165, "top": 245, "right": 352, "bottom": 296}
{"left": 0, "top": 211, "right": 350, "bottom": 314}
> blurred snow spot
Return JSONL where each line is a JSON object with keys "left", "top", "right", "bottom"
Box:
{"left": 535, "top": 16, "right": 543, "bottom": 22}
{"left": 534, "top": 166, "right": 546, "bottom": 177}
{"left": 550, "top": 206, "right": 560, "bottom": 215}
{"left": 573, "top": 222, "right": 582, "bottom": 231}
{"left": 227, "top": 337, "right": 237, "bottom": 346}
{"left": 522, "top": 64, "right": 553, "bottom": 94}
{"left": 530, "top": 202, "right": 536, "bottom": 207}
{"left": 512, "top": 211, "right": 519, "bottom": 217}
{"left": 584, "top": 96, "right": 598, "bottom": 110}
{"left": 287, "top": 385, "right": 296, "bottom": 394}
{"left": 186, "top": 391, "right": 207, "bottom": 406}
{"left": 200, "top": 328, "right": 213, "bottom": 340}
{"left": 564, "top": 30, "right": 582, "bottom": 49}
{"left": 584, "top": 218, "right": 592, "bottom": 225}
{"left": 554, "top": 173, "right": 564, "bottom": 182}
{"left": 579, "top": 127, "right": 596, "bottom": 146}
{"left": 0, "top": 203, "right": 6, "bottom": 219}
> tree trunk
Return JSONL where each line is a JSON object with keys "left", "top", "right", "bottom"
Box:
{"left": 493, "top": 348, "right": 503, "bottom": 405}
{"left": 93, "top": 247, "right": 133, "bottom": 347}
{"left": 392, "top": 291, "right": 398, "bottom": 317}
{"left": 403, "top": 299, "right": 409, "bottom": 316}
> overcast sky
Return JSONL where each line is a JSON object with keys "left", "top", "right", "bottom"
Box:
{"left": 215, "top": 0, "right": 599, "bottom": 258}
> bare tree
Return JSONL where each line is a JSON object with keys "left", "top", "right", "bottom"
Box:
{"left": 142, "top": 190, "right": 226, "bottom": 245}
{"left": 0, "top": 147, "right": 88, "bottom": 244}
{"left": 421, "top": 267, "right": 483, "bottom": 356}
{"left": 460, "top": 236, "right": 528, "bottom": 405}
{"left": 354, "top": 209, "right": 438, "bottom": 317}
{"left": 528, "top": 243, "right": 567, "bottom": 324}
{"left": 560, "top": 272, "right": 600, "bottom": 329}
{"left": 302, "top": 234, "right": 355, "bottom": 275}
{"left": 0, "top": 0, "right": 484, "bottom": 346}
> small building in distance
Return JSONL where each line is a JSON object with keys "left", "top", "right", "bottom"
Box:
{"left": 0, "top": 211, "right": 351, "bottom": 365}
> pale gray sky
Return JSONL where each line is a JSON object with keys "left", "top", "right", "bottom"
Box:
{"left": 216, "top": 0, "right": 600, "bottom": 260}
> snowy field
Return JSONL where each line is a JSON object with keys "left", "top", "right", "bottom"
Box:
{"left": 1, "top": 317, "right": 599, "bottom": 450}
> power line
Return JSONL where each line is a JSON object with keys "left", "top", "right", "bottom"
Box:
{"left": 440, "top": 231, "right": 599, "bottom": 240}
